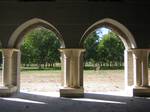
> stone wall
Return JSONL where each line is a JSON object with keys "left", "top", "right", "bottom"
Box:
{"left": 0, "top": 1, "right": 149, "bottom": 48}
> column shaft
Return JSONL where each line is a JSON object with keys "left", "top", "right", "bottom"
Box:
{"left": 133, "top": 50, "right": 142, "bottom": 87}
{"left": 124, "top": 49, "right": 134, "bottom": 88}
{"left": 64, "top": 55, "right": 70, "bottom": 87}
{"left": 11, "top": 50, "right": 21, "bottom": 90}
{"left": 141, "top": 51, "right": 149, "bottom": 87}
{"left": 2, "top": 49, "right": 13, "bottom": 87}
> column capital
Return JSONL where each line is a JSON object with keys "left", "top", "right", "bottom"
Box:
{"left": 2, "top": 49, "right": 13, "bottom": 58}
{"left": 130, "top": 48, "right": 150, "bottom": 52}
{"left": 2, "top": 48, "right": 20, "bottom": 58}
{"left": 130, "top": 48, "right": 149, "bottom": 60}
{"left": 59, "top": 48, "right": 85, "bottom": 57}
{"left": 1, "top": 48, "right": 20, "bottom": 52}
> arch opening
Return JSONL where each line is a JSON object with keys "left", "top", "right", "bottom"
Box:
{"left": 81, "top": 18, "right": 136, "bottom": 95}
{"left": 83, "top": 27, "right": 125, "bottom": 95}
{"left": 20, "top": 27, "right": 62, "bottom": 96}
{"left": 8, "top": 18, "right": 64, "bottom": 96}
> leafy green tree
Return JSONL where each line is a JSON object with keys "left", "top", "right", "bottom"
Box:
{"left": 21, "top": 28, "right": 61, "bottom": 69}
{"left": 84, "top": 29, "right": 125, "bottom": 70}
{"left": 21, "top": 35, "right": 34, "bottom": 67}
{"left": 46, "top": 32, "right": 61, "bottom": 67}
{"left": 97, "top": 31, "right": 125, "bottom": 69}
{"left": 84, "top": 32, "right": 99, "bottom": 68}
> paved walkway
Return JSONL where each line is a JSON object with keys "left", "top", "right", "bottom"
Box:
{"left": 0, "top": 92, "right": 150, "bottom": 112}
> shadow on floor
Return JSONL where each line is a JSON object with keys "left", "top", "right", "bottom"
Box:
{"left": 0, "top": 92, "right": 150, "bottom": 112}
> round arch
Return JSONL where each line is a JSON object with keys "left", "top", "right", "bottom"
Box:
{"left": 8, "top": 18, "right": 65, "bottom": 48}
{"left": 80, "top": 18, "right": 137, "bottom": 49}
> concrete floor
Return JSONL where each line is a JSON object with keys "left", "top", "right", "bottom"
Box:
{"left": 0, "top": 92, "right": 150, "bottom": 112}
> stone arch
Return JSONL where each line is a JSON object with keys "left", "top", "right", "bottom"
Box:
{"left": 1, "top": 18, "right": 65, "bottom": 96}
{"left": 80, "top": 18, "right": 137, "bottom": 49}
{"left": 8, "top": 18, "right": 65, "bottom": 48}
{"left": 80, "top": 18, "right": 137, "bottom": 95}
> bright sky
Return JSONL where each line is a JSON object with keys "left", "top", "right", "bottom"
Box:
{"left": 96, "top": 27, "right": 110, "bottom": 38}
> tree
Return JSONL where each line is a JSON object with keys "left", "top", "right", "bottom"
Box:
{"left": 84, "top": 29, "right": 125, "bottom": 70}
{"left": 97, "top": 31, "right": 125, "bottom": 69}
{"left": 46, "top": 32, "right": 61, "bottom": 67}
{"left": 84, "top": 31, "right": 99, "bottom": 69}
{"left": 21, "top": 28, "right": 61, "bottom": 69}
{"left": 21, "top": 34, "right": 34, "bottom": 67}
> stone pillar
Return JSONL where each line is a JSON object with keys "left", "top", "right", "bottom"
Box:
{"left": 141, "top": 50, "right": 149, "bottom": 87}
{"left": 2, "top": 49, "right": 13, "bottom": 87}
{"left": 124, "top": 49, "right": 134, "bottom": 87}
{"left": 60, "top": 52, "right": 64, "bottom": 86}
{"left": 132, "top": 50, "right": 142, "bottom": 87}
{"left": 11, "top": 50, "right": 21, "bottom": 91}
{"left": 0, "top": 49, "right": 19, "bottom": 96}
{"left": 124, "top": 49, "right": 134, "bottom": 95}
{"left": 59, "top": 48, "right": 85, "bottom": 97}
{"left": 132, "top": 49, "right": 150, "bottom": 96}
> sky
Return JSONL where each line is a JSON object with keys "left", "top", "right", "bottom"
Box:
{"left": 96, "top": 27, "right": 110, "bottom": 38}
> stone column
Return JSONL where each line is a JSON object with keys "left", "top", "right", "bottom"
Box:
{"left": 132, "top": 49, "right": 150, "bottom": 96}
{"left": 2, "top": 49, "right": 13, "bottom": 87}
{"left": 132, "top": 50, "right": 142, "bottom": 87}
{"left": 11, "top": 50, "right": 21, "bottom": 91}
{"left": 60, "top": 52, "right": 64, "bottom": 86}
{"left": 124, "top": 49, "right": 134, "bottom": 95}
{"left": 0, "top": 49, "right": 19, "bottom": 96}
{"left": 124, "top": 49, "right": 134, "bottom": 87}
{"left": 59, "top": 48, "right": 85, "bottom": 97}
{"left": 141, "top": 50, "right": 149, "bottom": 87}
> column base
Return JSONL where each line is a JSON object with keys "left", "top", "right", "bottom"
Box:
{"left": 0, "top": 86, "right": 18, "bottom": 97}
{"left": 133, "top": 86, "right": 150, "bottom": 97}
{"left": 60, "top": 87, "right": 84, "bottom": 98}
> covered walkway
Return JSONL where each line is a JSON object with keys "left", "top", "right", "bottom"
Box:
{"left": 0, "top": 92, "right": 150, "bottom": 112}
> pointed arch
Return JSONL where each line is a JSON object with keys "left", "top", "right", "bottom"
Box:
{"left": 80, "top": 18, "right": 137, "bottom": 49}
{"left": 8, "top": 18, "right": 65, "bottom": 48}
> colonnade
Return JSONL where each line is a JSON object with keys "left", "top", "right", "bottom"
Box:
{"left": 0, "top": 48, "right": 150, "bottom": 97}
{"left": 125, "top": 49, "right": 150, "bottom": 96}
